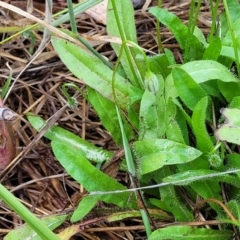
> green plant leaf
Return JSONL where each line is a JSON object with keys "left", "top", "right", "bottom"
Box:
{"left": 87, "top": 87, "right": 135, "bottom": 145}
{"left": 149, "top": 7, "right": 204, "bottom": 60}
{"left": 203, "top": 37, "right": 222, "bottom": 60}
{"left": 153, "top": 168, "right": 194, "bottom": 221}
{"left": 139, "top": 76, "right": 165, "bottom": 140}
{"left": 149, "top": 226, "right": 232, "bottom": 240}
{"left": 148, "top": 54, "right": 171, "bottom": 78}
{"left": 222, "top": 17, "right": 240, "bottom": 47}
{"left": 172, "top": 67, "right": 207, "bottom": 110}
{"left": 192, "top": 96, "right": 214, "bottom": 152}
{"left": 227, "top": 153, "right": 240, "bottom": 178}
{"left": 179, "top": 60, "right": 237, "bottom": 83}
{"left": 220, "top": 45, "right": 240, "bottom": 61}
{"left": 163, "top": 169, "right": 240, "bottom": 189}
{"left": 107, "top": 0, "right": 145, "bottom": 86}
{"left": 51, "top": 141, "right": 137, "bottom": 208}
{"left": 71, "top": 195, "right": 99, "bottom": 222}
{"left": 106, "top": 208, "right": 172, "bottom": 222}
{"left": 215, "top": 108, "right": 240, "bottom": 144}
{"left": 5, "top": 215, "right": 67, "bottom": 240}
{"left": 51, "top": 36, "right": 133, "bottom": 109}
{"left": 227, "top": 200, "right": 240, "bottom": 222}
{"left": 133, "top": 139, "right": 202, "bottom": 175}
{"left": 217, "top": 81, "right": 240, "bottom": 102}
{"left": 165, "top": 98, "right": 185, "bottom": 144}
{"left": 166, "top": 60, "right": 238, "bottom": 101}
{"left": 27, "top": 114, "right": 113, "bottom": 163}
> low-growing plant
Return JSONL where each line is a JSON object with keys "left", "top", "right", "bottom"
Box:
{"left": 4, "top": 0, "right": 240, "bottom": 239}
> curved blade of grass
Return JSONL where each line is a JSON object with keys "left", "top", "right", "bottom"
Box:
{"left": 0, "top": 184, "right": 60, "bottom": 240}
{"left": 51, "top": 37, "right": 133, "bottom": 109}
{"left": 51, "top": 141, "right": 137, "bottom": 208}
{"left": 5, "top": 215, "right": 66, "bottom": 240}
{"left": 27, "top": 114, "right": 113, "bottom": 163}
{"left": 133, "top": 139, "right": 202, "bottom": 176}
{"left": 149, "top": 226, "right": 232, "bottom": 240}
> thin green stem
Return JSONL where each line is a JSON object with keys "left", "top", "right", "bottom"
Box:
{"left": 223, "top": 0, "right": 240, "bottom": 77}
{"left": 156, "top": 0, "right": 163, "bottom": 53}
{"left": 111, "top": 40, "right": 153, "bottom": 237}
{"left": 209, "top": 0, "right": 220, "bottom": 42}
{"left": 184, "top": 0, "right": 202, "bottom": 62}
{"left": 110, "top": 0, "right": 142, "bottom": 88}
{"left": 0, "top": 184, "right": 59, "bottom": 240}
{"left": 67, "top": 0, "right": 113, "bottom": 69}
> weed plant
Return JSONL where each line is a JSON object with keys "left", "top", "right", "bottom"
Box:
{"left": 2, "top": 0, "right": 240, "bottom": 239}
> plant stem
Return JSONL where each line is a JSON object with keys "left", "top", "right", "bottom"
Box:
{"left": 222, "top": 0, "right": 240, "bottom": 78}
{"left": 110, "top": 0, "right": 142, "bottom": 88}
{"left": 0, "top": 184, "right": 59, "bottom": 239}
{"left": 67, "top": 0, "right": 113, "bottom": 69}
{"left": 156, "top": 0, "right": 163, "bottom": 53}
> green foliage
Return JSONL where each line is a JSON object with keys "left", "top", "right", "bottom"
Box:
{"left": 133, "top": 139, "right": 202, "bottom": 176}
{"left": 149, "top": 226, "right": 232, "bottom": 240}
{"left": 149, "top": 7, "right": 204, "bottom": 61}
{"left": 5, "top": 215, "right": 67, "bottom": 240}
{"left": 25, "top": 0, "right": 240, "bottom": 238}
